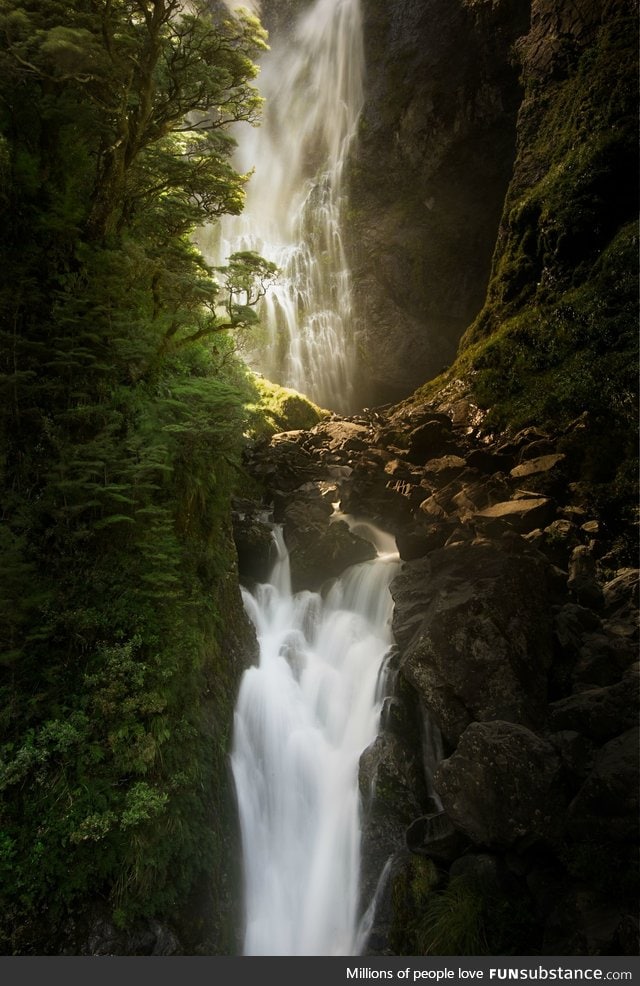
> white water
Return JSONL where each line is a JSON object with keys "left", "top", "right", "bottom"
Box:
{"left": 204, "top": 0, "right": 364, "bottom": 414}
{"left": 231, "top": 522, "right": 399, "bottom": 955}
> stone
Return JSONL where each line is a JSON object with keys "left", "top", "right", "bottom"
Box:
{"left": 405, "top": 811, "right": 470, "bottom": 863}
{"left": 435, "top": 720, "right": 566, "bottom": 848}
{"left": 474, "top": 497, "right": 555, "bottom": 534}
{"left": 282, "top": 492, "right": 376, "bottom": 591}
{"left": 232, "top": 508, "right": 276, "bottom": 584}
{"left": 466, "top": 448, "right": 515, "bottom": 474}
{"left": 395, "top": 524, "right": 452, "bottom": 561}
{"left": 548, "top": 664, "right": 639, "bottom": 743}
{"left": 603, "top": 568, "right": 639, "bottom": 615}
{"left": 567, "top": 544, "right": 604, "bottom": 609}
{"left": 392, "top": 538, "right": 552, "bottom": 744}
{"left": 540, "top": 518, "right": 582, "bottom": 568}
{"left": 510, "top": 452, "right": 566, "bottom": 479}
{"left": 549, "top": 730, "right": 596, "bottom": 782}
{"left": 566, "top": 727, "right": 640, "bottom": 843}
{"left": 406, "top": 419, "right": 455, "bottom": 463}
{"left": 308, "top": 419, "right": 370, "bottom": 452}
{"left": 422, "top": 454, "right": 467, "bottom": 482}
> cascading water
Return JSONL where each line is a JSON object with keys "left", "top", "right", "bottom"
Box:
{"left": 206, "top": 0, "right": 365, "bottom": 413}
{"left": 231, "top": 520, "right": 399, "bottom": 955}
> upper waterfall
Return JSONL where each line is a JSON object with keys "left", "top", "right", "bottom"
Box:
{"left": 204, "top": 0, "right": 365, "bottom": 414}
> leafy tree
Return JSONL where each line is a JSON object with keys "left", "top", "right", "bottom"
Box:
{"left": 0, "top": 0, "right": 271, "bottom": 952}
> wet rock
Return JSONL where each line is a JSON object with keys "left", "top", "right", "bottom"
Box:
{"left": 395, "top": 523, "right": 452, "bottom": 561}
{"left": 435, "top": 720, "right": 566, "bottom": 848}
{"left": 307, "top": 419, "right": 371, "bottom": 452}
{"left": 573, "top": 630, "right": 636, "bottom": 687}
{"left": 232, "top": 507, "right": 275, "bottom": 584}
{"left": 287, "top": 518, "right": 376, "bottom": 591}
{"left": 449, "top": 852, "right": 501, "bottom": 888}
{"left": 538, "top": 518, "right": 582, "bottom": 569}
{"left": 603, "top": 568, "right": 639, "bottom": 613}
{"left": 392, "top": 538, "right": 552, "bottom": 744}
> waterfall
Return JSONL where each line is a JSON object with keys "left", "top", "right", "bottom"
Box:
{"left": 204, "top": 0, "right": 364, "bottom": 414}
{"left": 231, "top": 522, "right": 399, "bottom": 955}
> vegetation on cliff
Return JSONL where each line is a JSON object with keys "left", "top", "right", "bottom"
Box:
{"left": 0, "top": 0, "right": 268, "bottom": 952}
{"left": 415, "top": 0, "right": 638, "bottom": 553}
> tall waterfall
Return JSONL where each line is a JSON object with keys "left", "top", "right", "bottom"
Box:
{"left": 231, "top": 521, "right": 399, "bottom": 955}
{"left": 210, "top": 0, "right": 365, "bottom": 414}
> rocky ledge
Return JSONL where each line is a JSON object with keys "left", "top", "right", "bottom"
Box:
{"left": 234, "top": 383, "right": 638, "bottom": 956}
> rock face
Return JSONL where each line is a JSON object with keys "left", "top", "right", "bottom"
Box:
{"left": 393, "top": 538, "right": 552, "bottom": 745}
{"left": 435, "top": 721, "right": 566, "bottom": 848}
{"left": 348, "top": 0, "right": 531, "bottom": 404}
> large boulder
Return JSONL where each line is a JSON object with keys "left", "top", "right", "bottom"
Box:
{"left": 565, "top": 727, "right": 640, "bottom": 843}
{"left": 435, "top": 720, "right": 566, "bottom": 848}
{"left": 282, "top": 490, "right": 376, "bottom": 590}
{"left": 392, "top": 538, "right": 553, "bottom": 744}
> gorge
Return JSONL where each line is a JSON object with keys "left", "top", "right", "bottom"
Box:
{"left": 0, "top": 0, "right": 637, "bottom": 961}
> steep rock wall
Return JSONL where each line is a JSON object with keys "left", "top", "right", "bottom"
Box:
{"left": 348, "top": 0, "right": 530, "bottom": 406}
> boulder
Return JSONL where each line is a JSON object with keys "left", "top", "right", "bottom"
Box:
{"left": 232, "top": 507, "right": 276, "bottom": 584}
{"left": 567, "top": 544, "right": 604, "bottom": 609}
{"left": 282, "top": 490, "right": 376, "bottom": 590}
{"left": 435, "top": 720, "right": 566, "bottom": 848}
{"left": 422, "top": 454, "right": 467, "bottom": 482}
{"left": 565, "top": 727, "right": 640, "bottom": 843}
{"left": 466, "top": 448, "right": 515, "bottom": 474}
{"left": 474, "top": 497, "right": 556, "bottom": 534}
{"left": 509, "top": 453, "right": 567, "bottom": 498}
{"left": 548, "top": 664, "right": 639, "bottom": 743}
{"left": 405, "top": 811, "right": 470, "bottom": 863}
{"left": 406, "top": 419, "right": 455, "bottom": 463}
{"left": 307, "top": 419, "right": 371, "bottom": 452}
{"left": 392, "top": 538, "right": 553, "bottom": 744}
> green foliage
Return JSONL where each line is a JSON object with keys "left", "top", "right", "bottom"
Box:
{"left": 0, "top": 0, "right": 268, "bottom": 953}
{"left": 392, "top": 866, "right": 539, "bottom": 957}
{"left": 242, "top": 373, "right": 328, "bottom": 438}
{"left": 415, "top": 876, "right": 488, "bottom": 956}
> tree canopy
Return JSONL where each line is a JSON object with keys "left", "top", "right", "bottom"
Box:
{"left": 0, "top": 0, "right": 274, "bottom": 951}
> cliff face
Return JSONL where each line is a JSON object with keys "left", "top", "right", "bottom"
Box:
{"left": 348, "top": 0, "right": 530, "bottom": 406}
{"left": 455, "top": 0, "right": 638, "bottom": 451}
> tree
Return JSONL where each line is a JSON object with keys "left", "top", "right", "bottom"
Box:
{"left": 0, "top": 0, "right": 274, "bottom": 949}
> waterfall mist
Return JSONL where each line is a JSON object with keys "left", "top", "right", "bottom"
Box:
{"left": 231, "top": 523, "right": 399, "bottom": 955}
{"left": 204, "top": 0, "right": 364, "bottom": 414}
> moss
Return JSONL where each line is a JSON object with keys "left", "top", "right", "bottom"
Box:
{"left": 242, "top": 373, "right": 329, "bottom": 438}
{"left": 460, "top": 6, "right": 637, "bottom": 348}
{"left": 389, "top": 856, "right": 440, "bottom": 954}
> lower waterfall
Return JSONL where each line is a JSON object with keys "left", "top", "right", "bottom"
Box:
{"left": 231, "top": 520, "right": 399, "bottom": 955}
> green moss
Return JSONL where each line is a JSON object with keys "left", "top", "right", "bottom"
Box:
{"left": 242, "top": 373, "right": 328, "bottom": 438}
